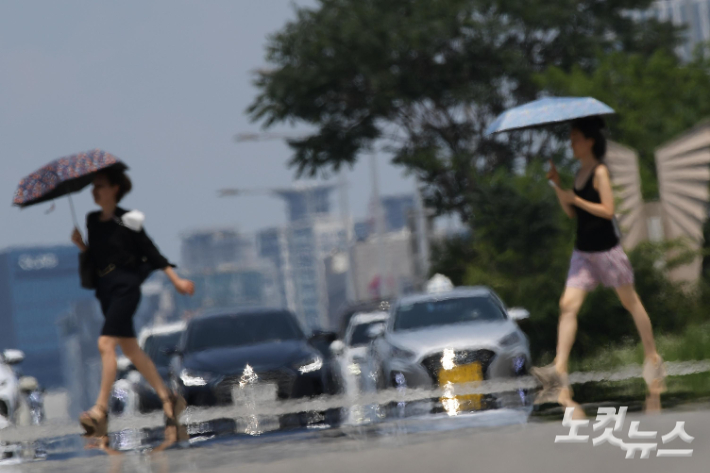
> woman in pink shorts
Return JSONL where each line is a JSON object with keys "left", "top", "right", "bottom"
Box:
{"left": 532, "top": 117, "right": 666, "bottom": 406}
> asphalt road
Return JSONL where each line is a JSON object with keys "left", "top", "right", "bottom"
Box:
{"left": 7, "top": 403, "right": 709, "bottom": 473}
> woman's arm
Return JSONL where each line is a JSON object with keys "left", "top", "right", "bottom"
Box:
{"left": 570, "top": 165, "right": 615, "bottom": 220}
{"left": 71, "top": 228, "right": 88, "bottom": 252}
{"left": 135, "top": 224, "right": 195, "bottom": 296}
{"left": 163, "top": 267, "right": 195, "bottom": 295}
{"left": 547, "top": 160, "right": 576, "bottom": 219}
{"left": 553, "top": 187, "right": 577, "bottom": 219}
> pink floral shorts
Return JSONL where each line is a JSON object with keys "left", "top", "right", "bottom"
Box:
{"left": 566, "top": 245, "right": 635, "bottom": 291}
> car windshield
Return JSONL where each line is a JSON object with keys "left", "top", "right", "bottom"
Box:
{"left": 185, "top": 311, "right": 304, "bottom": 353}
{"left": 349, "top": 322, "right": 383, "bottom": 347}
{"left": 393, "top": 296, "right": 506, "bottom": 332}
{"left": 143, "top": 332, "right": 182, "bottom": 367}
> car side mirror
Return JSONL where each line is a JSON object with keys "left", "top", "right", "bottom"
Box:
{"left": 508, "top": 307, "right": 530, "bottom": 321}
{"left": 367, "top": 324, "right": 385, "bottom": 339}
{"left": 309, "top": 331, "right": 338, "bottom": 344}
{"left": 329, "top": 340, "right": 345, "bottom": 356}
{"left": 2, "top": 349, "right": 25, "bottom": 365}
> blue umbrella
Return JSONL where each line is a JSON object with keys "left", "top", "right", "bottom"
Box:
{"left": 485, "top": 97, "right": 615, "bottom": 136}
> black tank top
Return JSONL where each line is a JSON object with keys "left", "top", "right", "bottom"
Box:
{"left": 573, "top": 165, "right": 619, "bottom": 252}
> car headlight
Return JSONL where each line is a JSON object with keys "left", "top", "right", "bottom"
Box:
{"left": 390, "top": 344, "right": 415, "bottom": 360}
{"left": 499, "top": 331, "right": 522, "bottom": 347}
{"left": 296, "top": 355, "right": 323, "bottom": 374}
{"left": 180, "top": 369, "right": 214, "bottom": 387}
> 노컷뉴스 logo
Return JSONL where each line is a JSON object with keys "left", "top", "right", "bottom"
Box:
{"left": 555, "top": 407, "right": 694, "bottom": 459}
{"left": 18, "top": 253, "right": 59, "bottom": 271}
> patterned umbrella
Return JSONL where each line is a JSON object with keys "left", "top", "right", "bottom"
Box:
{"left": 12, "top": 149, "right": 127, "bottom": 208}
{"left": 485, "top": 97, "right": 615, "bottom": 136}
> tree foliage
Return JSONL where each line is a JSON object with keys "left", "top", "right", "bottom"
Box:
{"left": 249, "top": 0, "right": 679, "bottom": 219}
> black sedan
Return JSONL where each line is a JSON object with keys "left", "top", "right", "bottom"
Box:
{"left": 169, "top": 308, "right": 341, "bottom": 406}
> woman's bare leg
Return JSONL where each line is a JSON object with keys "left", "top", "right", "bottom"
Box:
{"left": 554, "top": 287, "right": 588, "bottom": 375}
{"left": 94, "top": 336, "right": 119, "bottom": 412}
{"left": 552, "top": 287, "right": 588, "bottom": 416}
{"left": 614, "top": 284, "right": 658, "bottom": 360}
{"left": 117, "top": 338, "right": 173, "bottom": 417}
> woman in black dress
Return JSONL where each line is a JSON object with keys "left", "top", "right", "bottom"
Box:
{"left": 71, "top": 168, "right": 195, "bottom": 436}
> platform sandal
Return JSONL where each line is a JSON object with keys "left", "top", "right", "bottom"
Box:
{"left": 79, "top": 405, "right": 108, "bottom": 438}
{"left": 163, "top": 391, "right": 187, "bottom": 428}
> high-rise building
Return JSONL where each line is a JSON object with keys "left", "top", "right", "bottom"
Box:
{"left": 643, "top": 1, "right": 710, "bottom": 60}
{"left": 273, "top": 183, "right": 337, "bottom": 223}
{"left": 180, "top": 228, "right": 250, "bottom": 273}
{"left": 286, "top": 216, "right": 347, "bottom": 330}
{"left": 0, "top": 246, "right": 95, "bottom": 388}
{"left": 350, "top": 230, "right": 416, "bottom": 302}
{"left": 353, "top": 220, "right": 372, "bottom": 242}
{"left": 256, "top": 183, "right": 348, "bottom": 331}
{"left": 381, "top": 194, "right": 415, "bottom": 232}
{"left": 257, "top": 227, "right": 296, "bottom": 311}
{"left": 174, "top": 265, "right": 278, "bottom": 315}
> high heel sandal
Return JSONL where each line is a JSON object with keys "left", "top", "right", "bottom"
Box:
{"left": 643, "top": 354, "right": 667, "bottom": 394}
{"left": 531, "top": 363, "right": 572, "bottom": 405}
{"left": 79, "top": 405, "right": 108, "bottom": 438}
{"left": 162, "top": 391, "right": 187, "bottom": 428}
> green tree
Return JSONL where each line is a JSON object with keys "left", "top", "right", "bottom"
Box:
{"left": 248, "top": 0, "right": 679, "bottom": 220}
{"left": 538, "top": 49, "right": 710, "bottom": 199}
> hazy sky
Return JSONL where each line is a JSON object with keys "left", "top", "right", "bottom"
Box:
{"left": 0, "top": 1, "right": 417, "bottom": 263}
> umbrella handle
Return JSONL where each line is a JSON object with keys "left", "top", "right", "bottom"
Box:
{"left": 68, "top": 194, "right": 82, "bottom": 238}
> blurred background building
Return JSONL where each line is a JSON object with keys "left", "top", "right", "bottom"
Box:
{"left": 0, "top": 245, "right": 94, "bottom": 388}
{"left": 257, "top": 227, "right": 296, "bottom": 311}
{"left": 174, "top": 264, "right": 278, "bottom": 315}
{"left": 381, "top": 194, "right": 415, "bottom": 232}
{"left": 642, "top": 1, "right": 710, "bottom": 60}
{"left": 272, "top": 183, "right": 347, "bottom": 331}
{"left": 180, "top": 228, "right": 251, "bottom": 273}
{"left": 57, "top": 299, "right": 103, "bottom": 417}
{"left": 219, "top": 179, "right": 432, "bottom": 332}
{"left": 178, "top": 227, "right": 280, "bottom": 316}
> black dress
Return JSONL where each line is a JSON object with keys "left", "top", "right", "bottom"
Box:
{"left": 572, "top": 165, "right": 620, "bottom": 252}
{"left": 86, "top": 207, "right": 173, "bottom": 338}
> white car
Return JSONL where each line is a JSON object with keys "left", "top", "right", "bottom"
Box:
{"left": 0, "top": 350, "right": 25, "bottom": 429}
{"left": 331, "top": 311, "right": 388, "bottom": 395}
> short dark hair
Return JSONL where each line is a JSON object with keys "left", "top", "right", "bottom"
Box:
{"left": 100, "top": 168, "right": 132, "bottom": 203}
{"left": 571, "top": 116, "right": 607, "bottom": 161}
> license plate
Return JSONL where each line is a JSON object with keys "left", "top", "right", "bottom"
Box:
{"left": 438, "top": 362, "right": 483, "bottom": 413}
{"left": 231, "top": 383, "right": 278, "bottom": 405}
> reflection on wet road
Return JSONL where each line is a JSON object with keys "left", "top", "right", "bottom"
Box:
{"left": 2, "top": 362, "right": 710, "bottom": 472}
{"left": 7, "top": 402, "right": 710, "bottom": 473}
